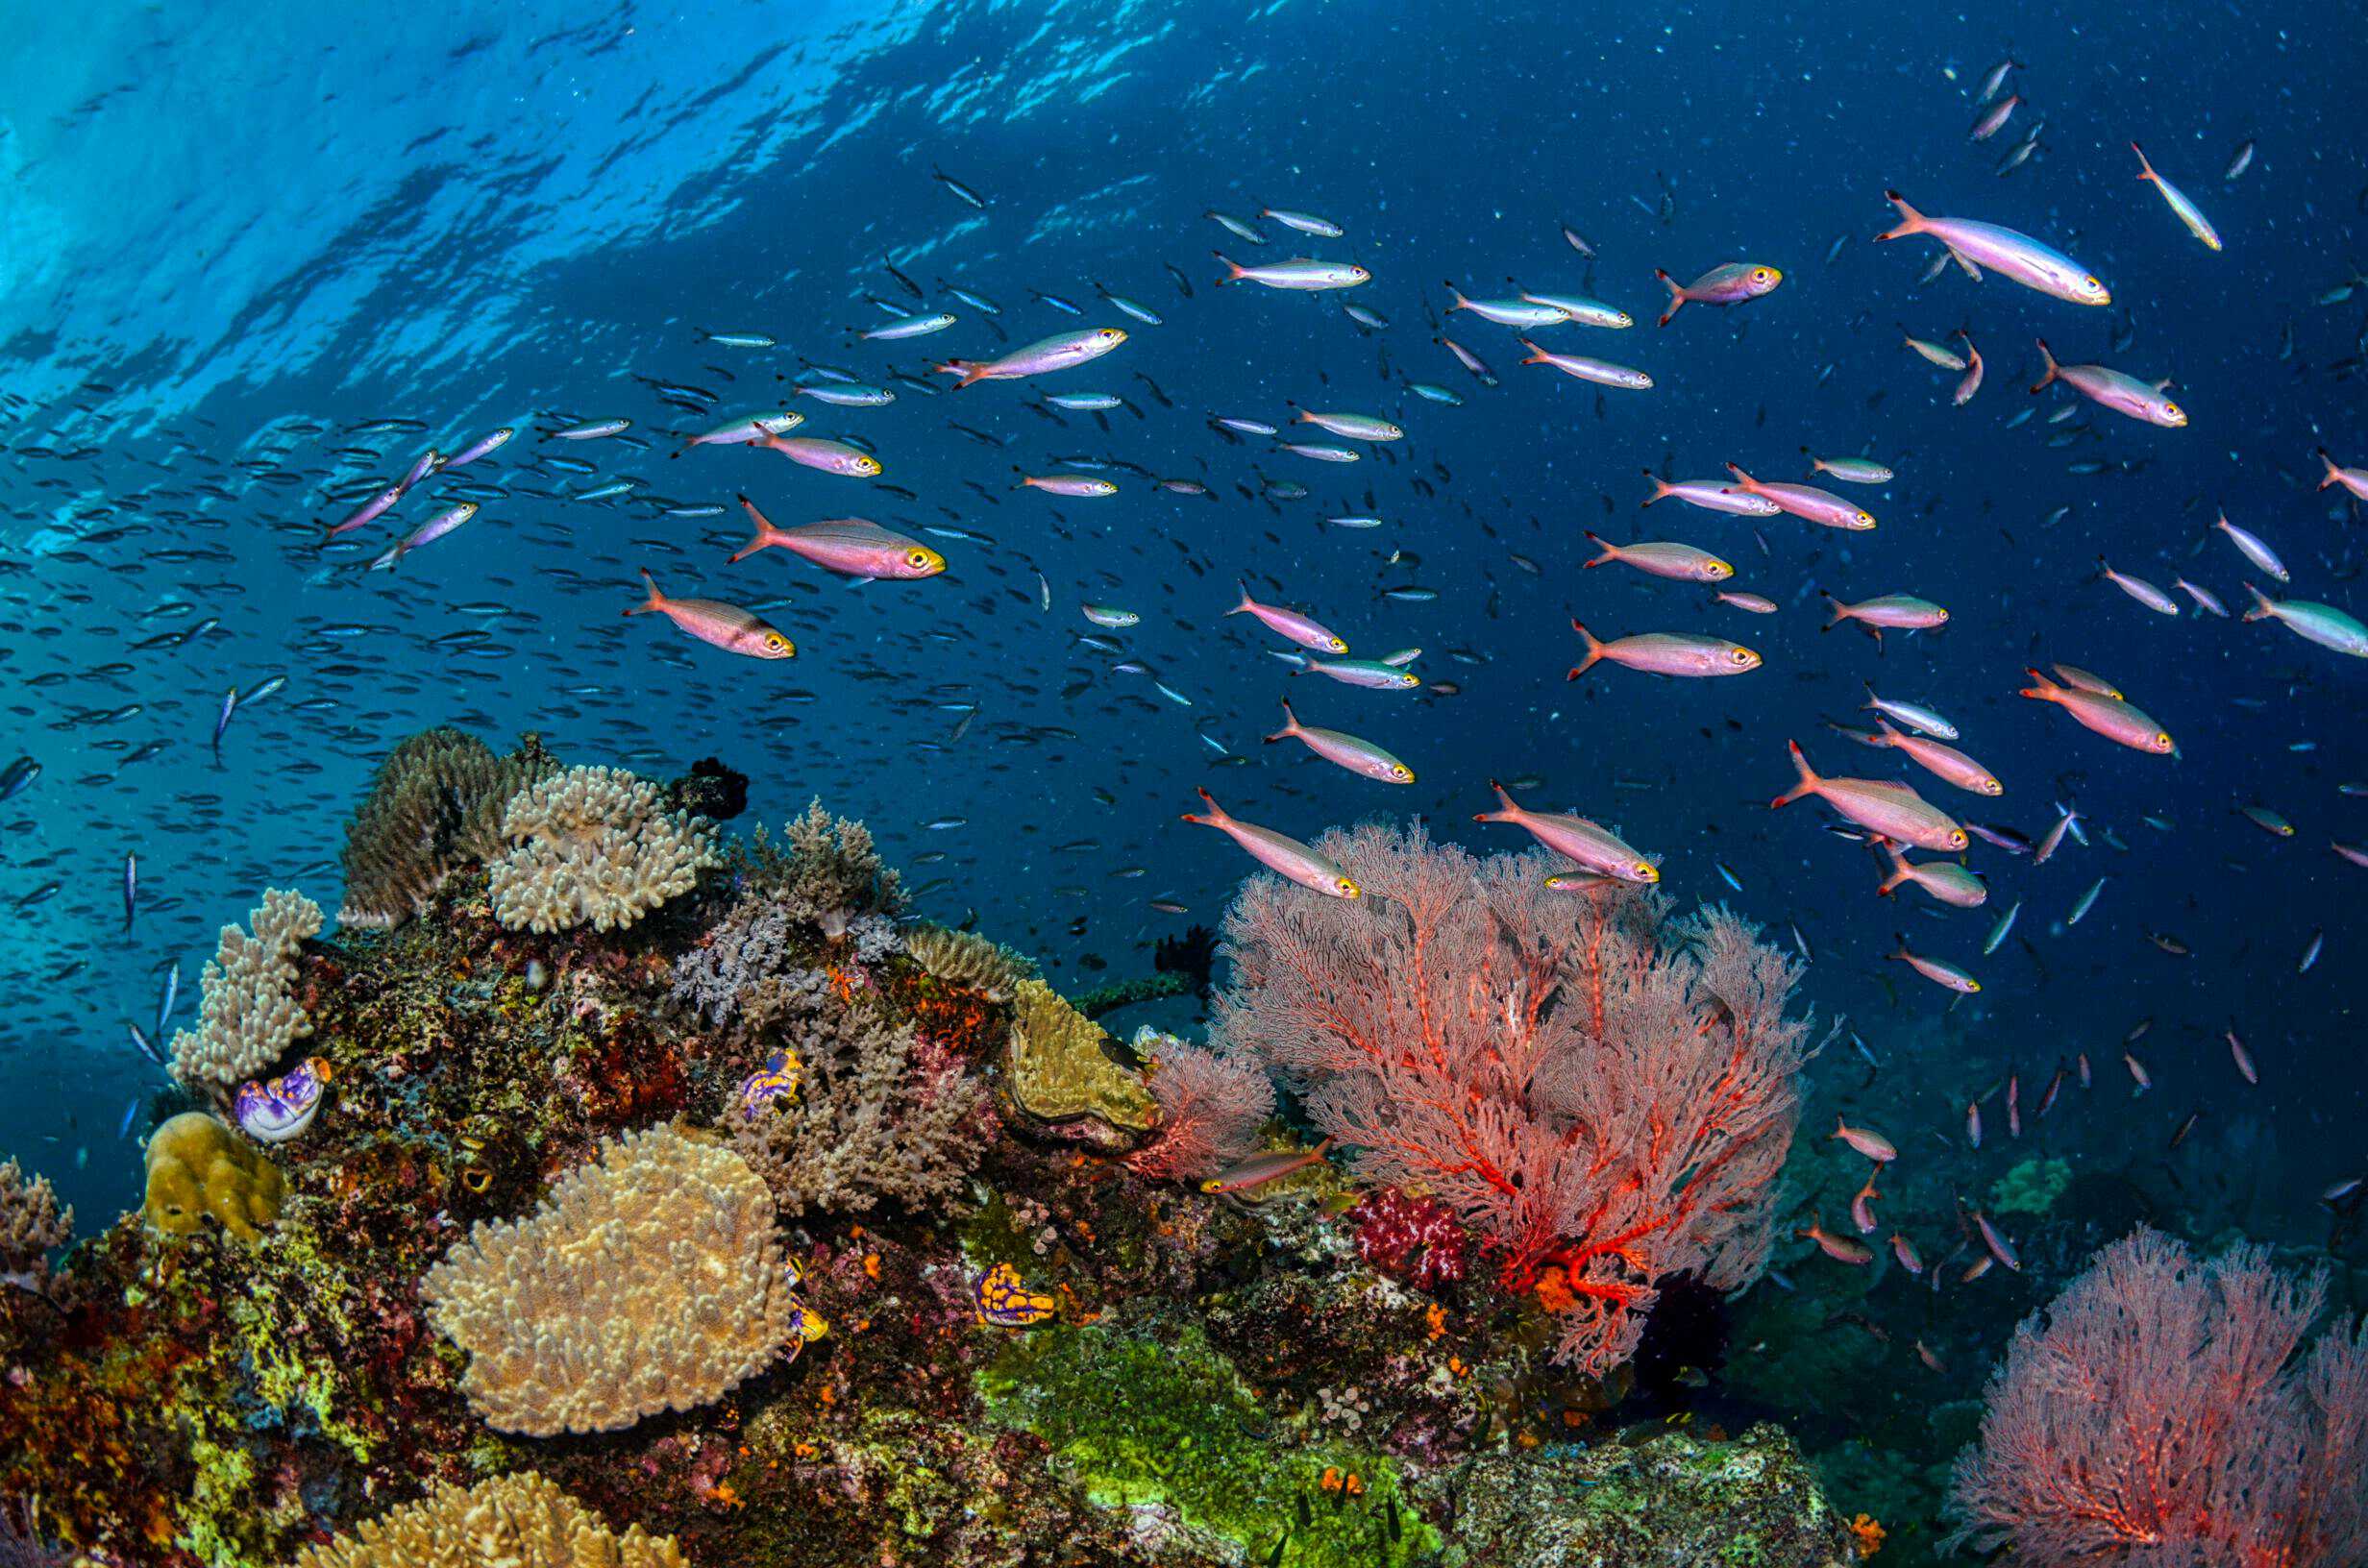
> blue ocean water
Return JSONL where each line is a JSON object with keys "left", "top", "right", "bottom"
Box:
{"left": 1, "top": 0, "right": 2362, "bottom": 1459}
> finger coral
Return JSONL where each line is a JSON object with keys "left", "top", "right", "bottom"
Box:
{"left": 168, "top": 887, "right": 323, "bottom": 1088}
{"left": 730, "top": 989, "right": 991, "bottom": 1217}
{"left": 291, "top": 1470, "right": 688, "bottom": 1567}
{"left": 419, "top": 1122, "right": 808, "bottom": 1436}
{"left": 0, "top": 1158, "right": 71, "bottom": 1278}
{"left": 142, "top": 1111, "right": 284, "bottom": 1241}
{"left": 903, "top": 921, "right": 1038, "bottom": 1002}
{"left": 1949, "top": 1226, "right": 2368, "bottom": 1567}
{"left": 337, "top": 726, "right": 559, "bottom": 928}
{"left": 1213, "top": 821, "right": 1808, "bottom": 1373}
{"left": 488, "top": 765, "right": 719, "bottom": 935}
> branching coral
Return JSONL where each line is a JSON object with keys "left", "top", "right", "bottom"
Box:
{"left": 732, "top": 798, "right": 906, "bottom": 927}
{"left": 1213, "top": 821, "right": 1808, "bottom": 1373}
{"left": 420, "top": 1123, "right": 810, "bottom": 1435}
{"left": 1126, "top": 1036, "right": 1274, "bottom": 1182}
{"left": 0, "top": 1159, "right": 70, "bottom": 1279}
{"left": 730, "top": 990, "right": 991, "bottom": 1217}
{"left": 903, "top": 922, "right": 1037, "bottom": 1003}
{"left": 292, "top": 1470, "right": 688, "bottom": 1566}
{"left": 337, "top": 727, "right": 559, "bottom": 928}
{"left": 168, "top": 887, "right": 323, "bottom": 1089}
{"left": 488, "top": 765, "right": 719, "bottom": 935}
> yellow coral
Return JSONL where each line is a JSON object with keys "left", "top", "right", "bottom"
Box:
{"left": 420, "top": 1123, "right": 809, "bottom": 1436}
{"left": 1001, "top": 978, "right": 1157, "bottom": 1144}
{"left": 144, "top": 1113, "right": 284, "bottom": 1241}
{"left": 290, "top": 1469, "right": 686, "bottom": 1566}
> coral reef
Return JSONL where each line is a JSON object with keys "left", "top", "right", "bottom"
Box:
{"left": 1000, "top": 977, "right": 1159, "bottom": 1147}
{"left": 168, "top": 888, "right": 323, "bottom": 1089}
{"left": 488, "top": 765, "right": 718, "bottom": 935}
{"left": 336, "top": 727, "right": 558, "bottom": 929}
{"left": 902, "top": 921, "right": 1036, "bottom": 1002}
{"left": 292, "top": 1471, "right": 686, "bottom": 1567}
{"left": 1215, "top": 821, "right": 1809, "bottom": 1372}
{"left": 1126, "top": 1034, "right": 1274, "bottom": 1182}
{"left": 1987, "top": 1155, "right": 2070, "bottom": 1217}
{"left": 143, "top": 1112, "right": 284, "bottom": 1241}
{"left": 419, "top": 1122, "right": 813, "bottom": 1436}
{"left": 0, "top": 749, "right": 1864, "bottom": 1568}
{"left": 0, "top": 1158, "right": 71, "bottom": 1279}
{"left": 1948, "top": 1226, "right": 2368, "bottom": 1566}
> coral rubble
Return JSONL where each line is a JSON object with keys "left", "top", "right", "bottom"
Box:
{"left": 0, "top": 733, "right": 1859, "bottom": 1568}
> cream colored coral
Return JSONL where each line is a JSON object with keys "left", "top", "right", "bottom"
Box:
{"left": 904, "top": 921, "right": 1037, "bottom": 1002}
{"left": 0, "top": 1156, "right": 71, "bottom": 1274}
{"left": 420, "top": 1123, "right": 806, "bottom": 1436}
{"left": 290, "top": 1469, "right": 686, "bottom": 1566}
{"left": 487, "top": 766, "right": 717, "bottom": 935}
{"left": 169, "top": 889, "right": 322, "bottom": 1088}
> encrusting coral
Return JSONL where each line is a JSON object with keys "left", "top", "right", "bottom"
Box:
{"left": 336, "top": 727, "right": 559, "bottom": 929}
{"left": 168, "top": 888, "right": 323, "bottom": 1089}
{"left": 142, "top": 1112, "right": 284, "bottom": 1242}
{"left": 488, "top": 765, "right": 719, "bottom": 935}
{"left": 0, "top": 1157, "right": 71, "bottom": 1278}
{"left": 291, "top": 1470, "right": 687, "bottom": 1567}
{"left": 999, "top": 977, "right": 1159, "bottom": 1147}
{"left": 419, "top": 1122, "right": 815, "bottom": 1436}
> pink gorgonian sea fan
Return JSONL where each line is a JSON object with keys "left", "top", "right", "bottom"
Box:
{"left": 1950, "top": 1226, "right": 2368, "bottom": 1568}
{"left": 1210, "top": 819, "right": 1810, "bottom": 1373}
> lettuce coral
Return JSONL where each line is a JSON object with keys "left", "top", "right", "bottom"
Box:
{"left": 419, "top": 1122, "right": 809, "bottom": 1436}
{"left": 291, "top": 1470, "right": 687, "bottom": 1566}
{"left": 336, "top": 726, "right": 559, "bottom": 928}
{"left": 488, "top": 765, "right": 719, "bottom": 935}
{"left": 1000, "top": 978, "right": 1158, "bottom": 1146}
{"left": 168, "top": 887, "right": 323, "bottom": 1088}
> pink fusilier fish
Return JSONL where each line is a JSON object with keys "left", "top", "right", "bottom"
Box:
{"left": 1954, "top": 332, "right": 1985, "bottom": 404}
{"left": 1851, "top": 1171, "right": 1881, "bottom": 1234}
{"left": 1472, "top": 778, "right": 1660, "bottom": 885}
{"left": 2228, "top": 1028, "right": 2258, "bottom": 1086}
{"left": 1265, "top": 700, "right": 1415, "bottom": 784}
{"left": 1017, "top": 472, "right": 1119, "bottom": 497}
{"left": 1877, "top": 845, "right": 1988, "bottom": 908}
{"left": 935, "top": 328, "right": 1127, "bottom": 389}
{"left": 1857, "top": 720, "right": 2002, "bottom": 796}
{"left": 444, "top": 427, "right": 514, "bottom": 469}
{"left": 1972, "top": 1211, "right": 2021, "bottom": 1271}
{"left": 1717, "top": 591, "right": 1778, "bottom": 614}
{"left": 1874, "top": 190, "right": 2112, "bottom": 306}
{"left": 1832, "top": 1116, "right": 1898, "bottom": 1163}
{"left": 1444, "top": 282, "right": 1570, "bottom": 328}
{"left": 2031, "top": 340, "right": 2186, "bottom": 427}
{"left": 1819, "top": 590, "right": 1949, "bottom": 645}
{"left": 680, "top": 411, "right": 802, "bottom": 452}
{"left": 1796, "top": 1219, "right": 1873, "bottom": 1265}
{"left": 623, "top": 569, "right": 796, "bottom": 659}
{"left": 2018, "top": 668, "right": 2174, "bottom": 754}
{"left": 2315, "top": 449, "right": 2368, "bottom": 502}
{"left": 2213, "top": 513, "right": 2288, "bottom": 582}
{"left": 1967, "top": 92, "right": 2021, "bottom": 141}
{"left": 1200, "top": 1137, "right": 1337, "bottom": 1197}
{"left": 2131, "top": 143, "right": 2222, "bottom": 252}
{"left": 1583, "top": 532, "right": 1733, "bottom": 582}
{"left": 1771, "top": 741, "right": 1969, "bottom": 852}
{"left": 1723, "top": 464, "right": 1876, "bottom": 530}
{"left": 1516, "top": 338, "right": 1652, "bottom": 389}
{"left": 1567, "top": 620, "right": 1761, "bottom": 678}
{"left": 2240, "top": 584, "right": 2368, "bottom": 658}
{"left": 1292, "top": 657, "right": 1420, "bottom": 690}
{"left": 1888, "top": 935, "right": 1981, "bottom": 993}
{"left": 1652, "top": 262, "right": 1783, "bottom": 327}
{"left": 2096, "top": 557, "right": 2181, "bottom": 616}
{"left": 728, "top": 499, "right": 944, "bottom": 579}
{"left": 1179, "top": 789, "right": 1361, "bottom": 898}
{"left": 324, "top": 480, "right": 407, "bottom": 540}
{"left": 1212, "top": 253, "right": 1371, "bottom": 290}
{"left": 367, "top": 502, "right": 478, "bottom": 572}
{"left": 1231, "top": 581, "right": 1347, "bottom": 653}
{"left": 1892, "top": 1235, "right": 1925, "bottom": 1275}
{"left": 1965, "top": 1100, "right": 1984, "bottom": 1148}
{"left": 754, "top": 434, "right": 883, "bottom": 477}
{"left": 1640, "top": 470, "right": 1782, "bottom": 516}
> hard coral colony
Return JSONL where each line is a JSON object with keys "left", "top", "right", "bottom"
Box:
{"left": 6, "top": 723, "right": 2344, "bottom": 1568}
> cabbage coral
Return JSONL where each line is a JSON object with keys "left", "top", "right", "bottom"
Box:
{"left": 419, "top": 1123, "right": 811, "bottom": 1435}
{"left": 488, "top": 765, "right": 718, "bottom": 935}
{"left": 168, "top": 888, "right": 323, "bottom": 1089}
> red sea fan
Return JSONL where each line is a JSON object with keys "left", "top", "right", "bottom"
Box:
{"left": 1949, "top": 1227, "right": 2368, "bottom": 1568}
{"left": 1127, "top": 1039, "right": 1276, "bottom": 1182}
{"left": 1211, "top": 820, "right": 1808, "bottom": 1373}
